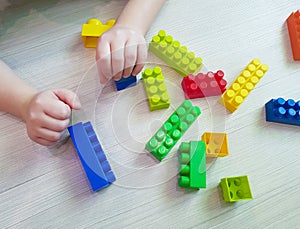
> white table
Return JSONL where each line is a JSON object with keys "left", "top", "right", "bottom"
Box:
{"left": 0, "top": 0, "right": 299, "bottom": 227}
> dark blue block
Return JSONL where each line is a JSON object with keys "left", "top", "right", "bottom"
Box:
{"left": 114, "top": 75, "right": 137, "bottom": 91}
{"left": 68, "top": 122, "right": 116, "bottom": 191}
{"left": 265, "top": 98, "right": 300, "bottom": 126}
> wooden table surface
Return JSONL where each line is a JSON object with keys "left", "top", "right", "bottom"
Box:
{"left": 0, "top": 0, "right": 299, "bottom": 228}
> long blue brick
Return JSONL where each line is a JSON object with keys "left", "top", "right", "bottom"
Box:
{"left": 68, "top": 122, "right": 116, "bottom": 191}
{"left": 265, "top": 98, "right": 300, "bottom": 126}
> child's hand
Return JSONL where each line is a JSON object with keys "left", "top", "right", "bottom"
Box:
{"left": 96, "top": 26, "right": 147, "bottom": 83}
{"left": 23, "top": 89, "right": 81, "bottom": 146}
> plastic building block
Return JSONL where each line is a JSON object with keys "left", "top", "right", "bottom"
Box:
{"left": 286, "top": 10, "right": 300, "bottom": 60}
{"left": 181, "top": 70, "right": 227, "bottom": 99}
{"left": 146, "top": 100, "right": 201, "bottom": 161}
{"left": 220, "top": 176, "right": 253, "bottom": 202}
{"left": 149, "top": 30, "right": 203, "bottom": 76}
{"left": 201, "top": 132, "right": 229, "bottom": 157}
{"left": 218, "top": 58, "right": 268, "bottom": 113}
{"left": 178, "top": 141, "right": 206, "bottom": 189}
{"left": 81, "top": 18, "right": 115, "bottom": 48}
{"left": 114, "top": 75, "right": 137, "bottom": 91}
{"left": 265, "top": 98, "right": 300, "bottom": 126}
{"left": 142, "top": 66, "right": 170, "bottom": 111}
{"left": 68, "top": 122, "right": 116, "bottom": 191}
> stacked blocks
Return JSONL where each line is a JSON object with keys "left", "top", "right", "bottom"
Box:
{"left": 265, "top": 98, "right": 300, "bottom": 126}
{"left": 149, "top": 30, "right": 203, "bottom": 76}
{"left": 220, "top": 176, "right": 253, "bottom": 202}
{"left": 201, "top": 132, "right": 229, "bottom": 157}
{"left": 142, "top": 66, "right": 170, "bottom": 111}
{"left": 146, "top": 100, "right": 201, "bottom": 161}
{"left": 218, "top": 58, "right": 268, "bottom": 112}
{"left": 114, "top": 75, "right": 137, "bottom": 91}
{"left": 82, "top": 18, "right": 115, "bottom": 48}
{"left": 286, "top": 10, "right": 300, "bottom": 60}
{"left": 181, "top": 70, "right": 227, "bottom": 99}
{"left": 178, "top": 141, "right": 206, "bottom": 189}
{"left": 68, "top": 122, "right": 116, "bottom": 191}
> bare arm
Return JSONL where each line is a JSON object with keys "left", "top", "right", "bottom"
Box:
{"left": 96, "top": 0, "right": 166, "bottom": 83}
{"left": 0, "top": 61, "right": 81, "bottom": 146}
{"left": 116, "top": 0, "right": 167, "bottom": 35}
{"left": 0, "top": 60, "right": 36, "bottom": 119}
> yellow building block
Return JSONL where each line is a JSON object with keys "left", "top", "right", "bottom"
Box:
{"left": 218, "top": 58, "right": 268, "bottom": 112}
{"left": 81, "top": 18, "right": 115, "bottom": 48}
{"left": 201, "top": 132, "right": 229, "bottom": 157}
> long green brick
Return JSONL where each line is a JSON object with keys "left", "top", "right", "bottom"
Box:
{"left": 142, "top": 66, "right": 170, "bottom": 111}
{"left": 178, "top": 141, "right": 206, "bottom": 189}
{"left": 149, "top": 30, "right": 203, "bottom": 76}
{"left": 146, "top": 100, "right": 201, "bottom": 161}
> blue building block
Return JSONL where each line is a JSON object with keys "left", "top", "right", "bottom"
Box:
{"left": 114, "top": 75, "right": 137, "bottom": 91}
{"left": 68, "top": 122, "right": 116, "bottom": 191}
{"left": 265, "top": 98, "right": 300, "bottom": 126}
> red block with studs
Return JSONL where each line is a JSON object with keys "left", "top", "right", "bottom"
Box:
{"left": 181, "top": 70, "right": 227, "bottom": 99}
{"left": 286, "top": 10, "right": 300, "bottom": 60}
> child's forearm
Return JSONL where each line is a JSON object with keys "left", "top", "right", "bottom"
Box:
{"left": 0, "top": 61, "right": 37, "bottom": 120}
{"left": 115, "top": 0, "right": 167, "bottom": 35}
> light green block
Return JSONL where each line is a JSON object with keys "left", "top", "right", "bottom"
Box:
{"left": 220, "top": 175, "right": 253, "bottom": 202}
{"left": 149, "top": 30, "right": 203, "bottom": 76}
{"left": 142, "top": 66, "right": 170, "bottom": 111}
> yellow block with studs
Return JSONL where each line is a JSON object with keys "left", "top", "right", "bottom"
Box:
{"left": 201, "top": 132, "right": 229, "bottom": 157}
{"left": 218, "top": 59, "right": 268, "bottom": 112}
{"left": 81, "top": 18, "right": 115, "bottom": 48}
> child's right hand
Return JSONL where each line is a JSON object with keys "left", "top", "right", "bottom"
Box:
{"left": 23, "top": 89, "right": 81, "bottom": 146}
{"left": 96, "top": 26, "right": 147, "bottom": 84}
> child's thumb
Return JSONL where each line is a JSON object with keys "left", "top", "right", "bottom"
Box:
{"left": 52, "top": 89, "right": 81, "bottom": 110}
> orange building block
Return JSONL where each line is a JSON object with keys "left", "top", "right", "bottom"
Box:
{"left": 201, "top": 132, "right": 229, "bottom": 157}
{"left": 286, "top": 10, "right": 300, "bottom": 60}
{"left": 81, "top": 18, "right": 115, "bottom": 48}
{"left": 218, "top": 58, "right": 268, "bottom": 113}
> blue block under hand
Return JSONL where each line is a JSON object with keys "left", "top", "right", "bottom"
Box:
{"left": 68, "top": 122, "right": 116, "bottom": 191}
{"left": 114, "top": 75, "right": 137, "bottom": 91}
{"left": 265, "top": 98, "right": 300, "bottom": 126}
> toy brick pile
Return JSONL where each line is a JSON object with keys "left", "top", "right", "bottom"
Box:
{"left": 67, "top": 11, "right": 299, "bottom": 202}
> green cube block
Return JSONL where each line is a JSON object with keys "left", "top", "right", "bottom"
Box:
{"left": 149, "top": 30, "right": 203, "bottom": 76}
{"left": 178, "top": 141, "right": 206, "bottom": 189}
{"left": 146, "top": 100, "right": 201, "bottom": 161}
{"left": 142, "top": 66, "right": 170, "bottom": 111}
{"left": 220, "top": 175, "right": 253, "bottom": 202}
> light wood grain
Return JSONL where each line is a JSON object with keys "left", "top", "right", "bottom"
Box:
{"left": 0, "top": 0, "right": 299, "bottom": 228}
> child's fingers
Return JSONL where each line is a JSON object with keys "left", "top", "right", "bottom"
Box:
{"left": 132, "top": 43, "right": 147, "bottom": 76}
{"left": 34, "top": 138, "right": 57, "bottom": 146}
{"left": 44, "top": 99, "right": 71, "bottom": 120}
{"left": 28, "top": 127, "right": 62, "bottom": 146}
{"left": 41, "top": 117, "right": 70, "bottom": 132}
{"left": 111, "top": 41, "right": 125, "bottom": 80}
{"left": 96, "top": 41, "right": 111, "bottom": 84}
{"left": 52, "top": 89, "right": 81, "bottom": 110}
{"left": 123, "top": 42, "right": 137, "bottom": 77}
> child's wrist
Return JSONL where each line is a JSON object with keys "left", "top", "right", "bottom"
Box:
{"left": 114, "top": 22, "right": 145, "bottom": 36}
{"left": 20, "top": 91, "right": 37, "bottom": 121}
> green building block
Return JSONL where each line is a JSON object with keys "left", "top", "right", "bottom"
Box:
{"left": 146, "top": 100, "right": 201, "bottom": 161}
{"left": 220, "top": 175, "right": 253, "bottom": 202}
{"left": 149, "top": 30, "right": 203, "bottom": 76}
{"left": 142, "top": 66, "right": 170, "bottom": 111}
{"left": 178, "top": 141, "right": 206, "bottom": 189}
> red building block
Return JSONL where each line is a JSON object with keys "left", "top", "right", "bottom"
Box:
{"left": 287, "top": 10, "right": 300, "bottom": 60}
{"left": 181, "top": 70, "right": 227, "bottom": 99}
